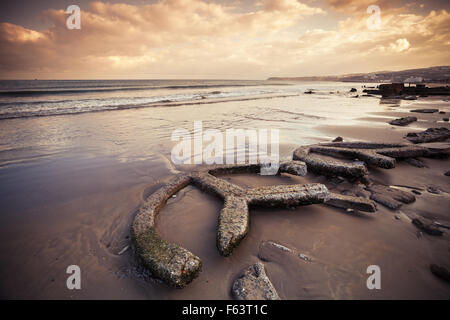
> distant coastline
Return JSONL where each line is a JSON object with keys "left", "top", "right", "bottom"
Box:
{"left": 268, "top": 66, "right": 450, "bottom": 83}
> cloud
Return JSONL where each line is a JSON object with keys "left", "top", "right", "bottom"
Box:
{"left": 0, "top": 0, "right": 448, "bottom": 79}
{"left": 390, "top": 38, "right": 410, "bottom": 52}
{"left": 326, "top": 0, "right": 408, "bottom": 13}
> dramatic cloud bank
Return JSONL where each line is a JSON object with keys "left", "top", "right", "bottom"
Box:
{"left": 0, "top": 0, "right": 448, "bottom": 79}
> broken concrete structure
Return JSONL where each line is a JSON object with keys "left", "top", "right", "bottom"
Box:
{"left": 293, "top": 142, "right": 437, "bottom": 179}
{"left": 132, "top": 140, "right": 448, "bottom": 288}
{"left": 132, "top": 161, "right": 336, "bottom": 287}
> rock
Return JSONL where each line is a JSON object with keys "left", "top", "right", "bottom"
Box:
{"left": 389, "top": 116, "right": 417, "bottom": 126}
{"left": 232, "top": 263, "right": 280, "bottom": 300}
{"left": 404, "top": 158, "right": 426, "bottom": 168}
{"left": 430, "top": 264, "right": 450, "bottom": 283}
{"left": 332, "top": 136, "right": 343, "bottom": 142}
{"left": 410, "top": 108, "right": 439, "bottom": 113}
{"left": 445, "top": 171, "right": 450, "bottom": 176}
{"left": 443, "top": 118, "right": 449, "bottom": 122}
{"left": 298, "top": 253, "right": 312, "bottom": 261}
{"left": 439, "top": 111, "right": 446, "bottom": 114}
{"left": 350, "top": 88, "right": 357, "bottom": 92}
{"left": 412, "top": 190, "right": 421, "bottom": 195}
{"left": 304, "top": 90, "right": 314, "bottom": 94}
{"left": 434, "top": 221, "right": 450, "bottom": 229}
{"left": 325, "top": 193, "right": 376, "bottom": 212}
{"left": 405, "top": 127, "right": 450, "bottom": 144}
{"left": 368, "top": 185, "right": 415, "bottom": 210}
{"left": 412, "top": 218, "right": 443, "bottom": 236}
{"left": 258, "top": 241, "right": 292, "bottom": 262}
{"left": 279, "top": 160, "right": 307, "bottom": 176}
{"left": 426, "top": 185, "right": 441, "bottom": 194}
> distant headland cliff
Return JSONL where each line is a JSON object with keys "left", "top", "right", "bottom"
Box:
{"left": 268, "top": 66, "right": 450, "bottom": 83}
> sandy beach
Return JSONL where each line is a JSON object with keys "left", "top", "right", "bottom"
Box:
{"left": 0, "top": 83, "right": 449, "bottom": 299}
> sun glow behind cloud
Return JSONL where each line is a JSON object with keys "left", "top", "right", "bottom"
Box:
{"left": 0, "top": 0, "right": 449, "bottom": 79}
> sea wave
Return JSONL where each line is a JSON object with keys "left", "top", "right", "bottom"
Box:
{"left": 0, "top": 82, "right": 286, "bottom": 97}
{"left": 0, "top": 91, "right": 299, "bottom": 120}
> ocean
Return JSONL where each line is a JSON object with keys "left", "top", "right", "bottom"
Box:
{"left": 0, "top": 79, "right": 296, "bottom": 119}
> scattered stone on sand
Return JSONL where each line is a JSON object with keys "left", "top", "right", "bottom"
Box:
{"left": 426, "top": 185, "right": 441, "bottom": 194}
{"left": 298, "top": 253, "right": 312, "bottom": 262}
{"left": 258, "top": 240, "right": 293, "bottom": 262}
{"left": 443, "top": 118, "right": 449, "bottom": 122}
{"left": 325, "top": 193, "right": 376, "bottom": 212}
{"left": 430, "top": 264, "right": 450, "bottom": 283}
{"left": 434, "top": 221, "right": 450, "bottom": 230}
{"left": 389, "top": 116, "right": 417, "bottom": 126}
{"left": 445, "top": 171, "right": 450, "bottom": 176}
{"left": 332, "top": 136, "right": 343, "bottom": 142}
{"left": 405, "top": 127, "right": 450, "bottom": 144}
{"left": 410, "top": 108, "right": 439, "bottom": 113}
{"left": 258, "top": 240, "right": 313, "bottom": 264}
{"left": 232, "top": 263, "right": 280, "bottom": 300}
{"left": 368, "top": 185, "right": 415, "bottom": 210}
{"left": 404, "top": 157, "right": 426, "bottom": 168}
{"left": 412, "top": 218, "right": 444, "bottom": 236}
{"left": 279, "top": 160, "right": 307, "bottom": 176}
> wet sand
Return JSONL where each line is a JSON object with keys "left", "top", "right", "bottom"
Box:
{"left": 0, "top": 93, "right": 449, "bottom": 299}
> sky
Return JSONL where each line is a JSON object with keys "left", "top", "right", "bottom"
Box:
{"left": 0, "top": 0, "right": 449, "bottom": 79}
